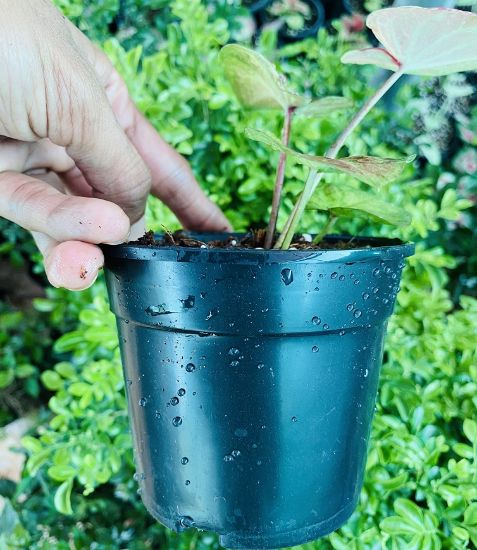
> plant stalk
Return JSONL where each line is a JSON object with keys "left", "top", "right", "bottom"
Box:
{"left": 277, "top": 67, "right": 405, "bottom": 250}
{"left": 312, "top": 214, "right": 337, "bottom": 245}
{"left": 264, "top": 106, "right": 295, "bottom": 249}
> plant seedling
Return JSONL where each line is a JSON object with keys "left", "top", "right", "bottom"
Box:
{"left": 220, "top": 7, "right": 477, "bottom": 249}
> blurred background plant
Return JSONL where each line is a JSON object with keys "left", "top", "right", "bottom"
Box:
{"left": 0, "top": 1, "right": 476, "bottom": 549}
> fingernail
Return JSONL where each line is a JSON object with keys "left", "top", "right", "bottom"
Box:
{"left": 104, "top": 229, "right": 131, "bottom": 246}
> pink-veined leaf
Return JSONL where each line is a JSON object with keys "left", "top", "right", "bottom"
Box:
{"left": 245, "top": 127, "right": 414, "bottom": 188}
{"left": 341, "top": 7, "right": 477, "bottom": 76}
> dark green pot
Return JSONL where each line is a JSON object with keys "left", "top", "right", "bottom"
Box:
{"left": 102, "top": 234, "right": 414, "bottom": 549}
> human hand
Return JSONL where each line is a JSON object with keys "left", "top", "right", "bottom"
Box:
{"left": 0, "top": 0, "right": 231, "bottom": 290}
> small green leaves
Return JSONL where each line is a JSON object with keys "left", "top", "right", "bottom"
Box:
{"left": 380, "top": 498, "right": 440, "bottom": 549}
{"left": 295, "top": 96, "right": 353, "bottom": 118}
{"left": 342, "top": 7, "right": 477, "bottom": 76}
{"left": 219, "top": 44, "right": 307, "bottom": 110}
{"left": 308, "top": 182, "right": 411, "bottom": 226}
{"left": 245, "top": 127, "right": 413, "bottom": 187}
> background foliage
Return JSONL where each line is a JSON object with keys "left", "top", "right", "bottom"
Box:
{"left": 1, "top": 1, "right": 476, "bottom": 549}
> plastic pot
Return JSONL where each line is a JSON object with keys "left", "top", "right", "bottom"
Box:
{"left": 102, "top": 234, "right": 414, "bottom": 549}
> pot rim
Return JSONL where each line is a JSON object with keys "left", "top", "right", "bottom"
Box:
{"left": 102, "top": 233, "right": 415, "bottom": 265}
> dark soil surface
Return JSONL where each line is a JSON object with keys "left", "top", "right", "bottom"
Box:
{"left": 134, "top": 230, "right": 376, "bottom": 250}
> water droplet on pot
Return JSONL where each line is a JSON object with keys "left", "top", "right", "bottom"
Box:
{"left": 145, "top": 304, "right": 166, "bottom": 316}
{"left": 224, "top": 454, "right": 234, "bottom": 462}
{"left": 385, "top": 266, "right": 392, "bottom": 274}
{"left": 180, "top": 295, "right": 195, "bottom": 308}
{"left": 373, "top": 287, "right": 379, "bottom": 293}
{"left": 205, "top": 308, "right": 219, "bottom": 320}
{"left": 347, "top": 303, "right": 354, "bottom": 311}
{"left": 383, "top": 298, "right": 389, "bottom": 304}
{"left": 133, "top": 472, "right": 139, "bottom": 481}
{"left": 323, "top": 324, "right": 329, "bottom": 330}
{"left": 155, "top": 410, "right": 161, "bottom": 419}
{"left": 353, "top": 309, "right": 362, "bottom": 319}
{"left": 231, "top": 449, "right": 241, "bottom": 458}
{"left": 261, "top": 425, "right": 266, "bottom": 430}
{"left": 181, "top": 457, "right": 189, "bottom": 465}
{"left": 312, "top": 346, "right": 319, "bottom": 353}
{"left": 172, "top": 416, "right": 182, "bottom": 427}
{"left": 331, "top": 272, "right": 338, "bottom": 279}
{"left": 139, "top": 397, "right": 147, "bottom": 407}
{"left": 339, "top": 275, "right": 345, "bottom": 281}
{"left": 291, "top": 416, "right": 297, "bottom": 423}
{"left": 257, "top": 363, "right": 264, "bottom": 369}
{"left": 185, "top": 480, "right": 190, "bottom": 486}
{"left": 185, "top": 363, "right": 196, "bottom": 373}
{"left": 230, "top": 360, "right": 239, "bottom": 367}
{"left": 372, "top": 268, "right": 380, "bottom": 277}
{"left": 363, "top": 292, "right": 370, "bottom": 300}
{"left": 312, "top": 316, "right": 321, "bottom": 325}
{"left": 364, "top": 369, "right": 369, "bottom": 378}
{"left": 280, "top": 268, "right": 294, "bottom": 286}
{"left": 228, "top": 347, "right": 239, "bottom": 356}
{"left": 126, "top": 378, "right": 132, "bottom": 387}
{"left": 170, "top": 396, "right": 179, "bottom": 406}
{"left": 257, "top": 460, "right": 262, "bottom": 466}
{"left": 178, "top": 388, "right": 186, "bottom": 397}
{"left": 177, "top": 516, "right": 195, "bottom": 529}
{"left": 354, "top": 280, "right": 360, "bottom": 285}
{"left": 339, "top": 330, "right": 346, "bottom": 336}
{"left": 200, "top": 292, "right": 207, "bottom": 299}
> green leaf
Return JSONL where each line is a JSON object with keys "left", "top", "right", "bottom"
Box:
{"left": 26, "top": 448, "right": 50, "bottom": 475}
{"left": 245, "top": 127, "right": 413, "bottom": 188}
{"left": 41, "top": 370, "right": 63, "bottom": 391}
{"left": 463, "top": 419, "right": 477, "bottom": 443}
{"left": 295, "top": 96, "right": 353, "bottom": 118}
{"left": 394, "top": 498, "right": 425, "bottom": 531}
{"left": 20, "top": 436, "right": 42, "bottom": 454}
{"left": 465, "top": 503, "right": 477, "bottom": 526}
{"left": 54, "top": 479, "right": 73, "bottom": 515}
{"left": 48, "top": 465, "right": 76, "bottom": 482}
{"left": 308, "top": 182, "right": 411, "bottom": 226}
{"left": 380, "top": 516, "right": 419, "bottom": 536}
{"left": 15, "top": 364, "right": 36, "bottom": 378}
{"left": 0, "top": 369, "right": 14, "bottom": 389}
{"left": 68, "top": 382, "right": 91, "bottom": 397}
{"left": 219, "top": 44, "right": 307, "bottom": 110}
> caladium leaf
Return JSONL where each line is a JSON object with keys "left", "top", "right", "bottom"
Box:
{"left": 219, "top": 44, "right": 308, "bottom": 110}
{"left": 295, "top": 96, "right": 354, "bottom": 118}
{"left": 308, "top": 182, "right": 411, "bottom": 226}
{"left": 245, "top": 127, "right": 414, "bottom": 188}
{"left": 341, "top": 7, "right": 477, "bottom": 77}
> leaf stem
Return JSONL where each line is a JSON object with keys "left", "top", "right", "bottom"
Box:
{"left": 277, "top": 67, "right": 404, "bottom": 250}
{"left": 264, "top": 106, "right": 295, "bottom": 249}
{"left": 313, "top": 214, "right": 337, "bottom": 245}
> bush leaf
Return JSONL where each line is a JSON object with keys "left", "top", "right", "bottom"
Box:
{"left": 245, "top": 127, "right": 413, "bottom": 187}
{"left": 219, "top": 44, "right": 307, "bottom": 110}
{"left": 308, "top": 182, "right": 411, "bottom": 226}
{"left": 54, "top": 479, "right": 73, "bottom": 515}
{"left": 342, "top": 7, "right": 477, "bottom": 76}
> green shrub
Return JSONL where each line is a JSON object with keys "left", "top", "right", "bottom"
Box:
{"left": 1, "top": 1, "right": 476, "bottom": 548}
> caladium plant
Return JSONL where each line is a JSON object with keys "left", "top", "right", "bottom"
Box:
{"left": 220, "top": 6, "right": 477, "bottom": 249}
